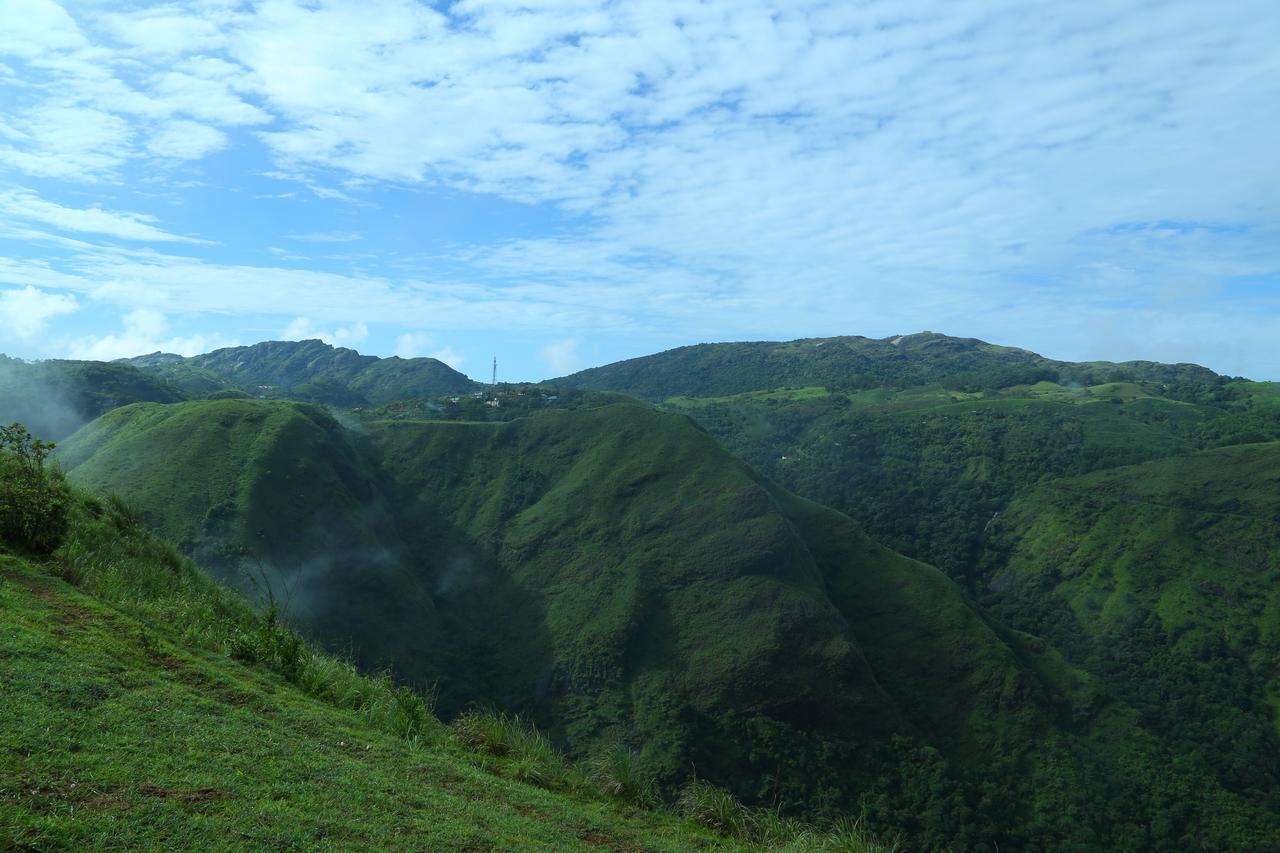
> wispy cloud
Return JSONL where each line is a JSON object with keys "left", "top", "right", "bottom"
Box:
{"left": 0, "top": 190, "right": 208, "bottom": 243}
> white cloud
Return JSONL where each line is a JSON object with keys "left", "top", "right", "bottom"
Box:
{"left": 63, "top": 308, "right": 237, "bottom": 361}
{"left": 0, "top": 1, "right": 1276, "bottom": 376}
{"left": 540, "top": 338, "right": 578, "bottom": 375}
{"left": 0, "top": 106, "right": 133, "bottom": 180}
{"left": 429, "top": 346, "right": 464, "bottom": 370}
{"left": 282, "top": 316, "right": 369, "bottom": 347}
{"left": 100, "top": 7, "right": 223, "bottom": 57}
{"left": 0, "top": 0, "right": 85, "bottom": 59}
{"left": 0, "top": 286, "right": 79, "bottom": 344}
{"left": 393, "top": 330, "right": 432, "bottom": 358}
{"left": 146, "top": 120, "right": 228, "bottom": 160}
{"left": 0, "top": 190, "right": 207, "bottom": 243}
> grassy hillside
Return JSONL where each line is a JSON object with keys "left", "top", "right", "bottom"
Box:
{"left": 3, "top": 459, "right": 897, "bottom": 850}
{"left": 56, "top": 400, "right": 444, "bottom": 685}
{"left": 366, "top": 406, "right": 911, "bottom": 786}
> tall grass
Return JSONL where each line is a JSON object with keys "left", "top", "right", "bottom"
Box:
{"left": 677, "top": 779, "right": 902, "bottom": 852}
{"left": 451, "top": 710, "right": 576, "bottom": 790}
{"left": 588, "top": 744, "right": 657, "bottom": 806}
{"left": 50, "top": 489, "right": 442, "bottom": 746}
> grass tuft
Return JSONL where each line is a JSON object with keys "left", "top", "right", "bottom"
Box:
{"left": 588, "top": 744, "right": 656, "bottom": 806}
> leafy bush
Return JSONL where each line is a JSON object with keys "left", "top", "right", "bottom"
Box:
{"left": 0, "top": 422, "right": 70, "bottom": 554}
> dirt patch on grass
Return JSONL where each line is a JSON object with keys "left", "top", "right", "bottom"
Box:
{"left": 79, "top": 786, "right": 134, "bottom": 812}
{"left": 1, "top": 570, "right": 91, "bottom": 623}
{"left": 138, "top": 784, "right": 231, "bottom": 803}
{"left": 577, "top": 829, "right": 640, "bottom": 850}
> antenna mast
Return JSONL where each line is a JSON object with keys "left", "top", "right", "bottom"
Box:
{"left": 492, "top": 356, "right": 497, "bottom": 388}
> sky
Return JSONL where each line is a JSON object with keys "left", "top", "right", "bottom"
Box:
{"left": 0, "top": 0, "right": 1277, "bottom": 382}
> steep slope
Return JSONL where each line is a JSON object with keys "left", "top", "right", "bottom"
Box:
{"left": 0, "top": 356, "right": 184, "bottom": 441}
{"left": 368, "top": 408, "right": 909, "bottom": 768}
{"left": 56, "top": 395, "right": 1267, "bottom": 847}
{"left": 56, "top": 399, "right": 438, "bottom": 674}
{"left": 123, "top": 339, "right": 478, "bottom": 405}
{"left": 559, "top": 332, "right": 1228, "bottom": 400}
{"left": 0, "top": 509, "right": 760, "bottom": 850}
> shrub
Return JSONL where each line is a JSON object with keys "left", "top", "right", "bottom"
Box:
{"left": 0, "top": 422, "right": 70, "bottom": 554}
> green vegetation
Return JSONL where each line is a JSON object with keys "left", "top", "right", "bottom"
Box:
{"left": 559, "top": 331, "right": 1229, "bottom": 400}
{"left": 0, "top": 423, "right": 69, "bottom": 554}
{"left": 979, "top": 443, "right": 1280, "bottom": 835}
{"left": 7, "top": 331, "right": 1280, "bottom": 848}
{"left": 2, "top": 432, "right": 893, "bottom": 851}
{"left": 667, "top": 381, "right": 1218, "bottom": 580}
{"left": 52, "top": 392, "right": 1280, "bottom": 848}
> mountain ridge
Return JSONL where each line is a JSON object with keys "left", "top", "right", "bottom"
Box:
{"left": 118, "top": 339, "right": 478, "bottom": 407}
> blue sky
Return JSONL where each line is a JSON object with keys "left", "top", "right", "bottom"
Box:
{"left": 0, "top": 0, "right": 1277, "bottom": 381}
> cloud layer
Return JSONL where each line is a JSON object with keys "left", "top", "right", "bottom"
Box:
{"left": 0, "top": 0, "right": 1277, "bottom": 379}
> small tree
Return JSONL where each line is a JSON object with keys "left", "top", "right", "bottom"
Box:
{"left": 0, "top": 422, "right": 70, "bottom": 554}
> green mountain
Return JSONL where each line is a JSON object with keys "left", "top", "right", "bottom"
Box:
{"left": 559, "top": 332, "right": 1229, "bottom": 400}
{"left": 122, "top": 339, "right": 477, "bottom": 406}
{"left": 559, "top": 335, "right": 1268, "bottom": 584}
{"left": 11, "top": 332, "right": 1280, "bottom": 848}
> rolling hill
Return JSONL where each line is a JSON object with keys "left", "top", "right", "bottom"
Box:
{"left": 978, "top": 442, "right": 1280, "bottom": 808}
{"left": 0, "top": 355, "right": 184, "bottom": 441}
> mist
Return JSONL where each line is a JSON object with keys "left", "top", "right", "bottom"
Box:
{"left": 0, "top": 357, "right": 90, "bottom": 441}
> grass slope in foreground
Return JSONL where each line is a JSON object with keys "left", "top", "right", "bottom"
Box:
{"left": 0, "top": 471, "right": 886, "bottom": 850}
